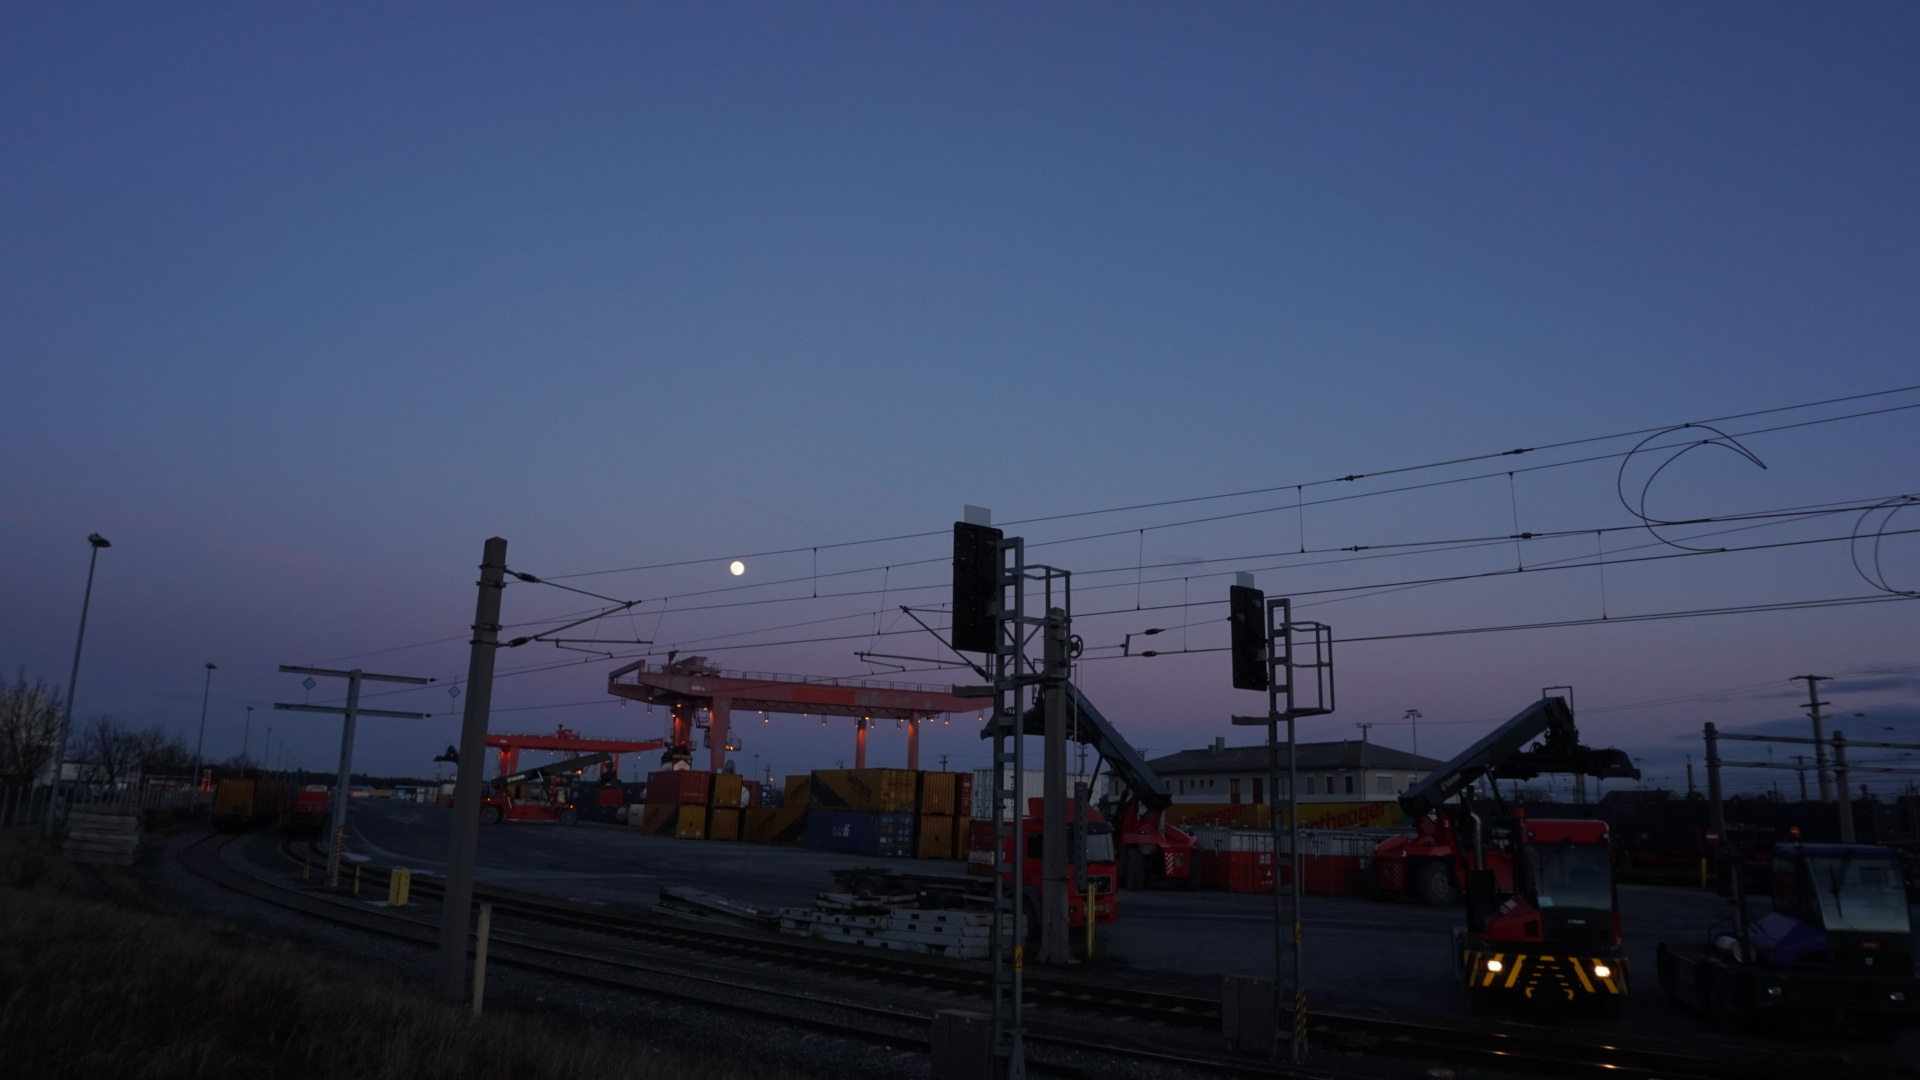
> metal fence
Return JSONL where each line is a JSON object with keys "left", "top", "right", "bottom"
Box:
{"left": 0, "top": 780, "right": 208, "bottom": 830}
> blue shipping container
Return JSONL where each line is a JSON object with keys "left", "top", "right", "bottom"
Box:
{"left": 808, "top": 811, "right": 916, "bottom": 857}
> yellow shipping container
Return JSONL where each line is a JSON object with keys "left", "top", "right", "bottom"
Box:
{"left": 637, "top": 803, "right": 679, "bottom": 835}
{"left": 782, "top": 775, "right": 811, "bottom": 808}
{"left": 710, "top": 773, "right": 743, "bottom": 808}
{"left": 917, "top": 814, "right": 954, "bottom": 860}
{"left": 919, "top": 771, "right": 956, "bottom": 815}
{"left": 674, "top": 804, "right": 707, "bottom": 839}
{"left": 810, "top": 768, "right": 916, "bottom": 812}
{"left": 709, "top": 807, "right": 741, "bottom": 841}
{"left": 745, "top": 805, "right": 809, "bottom": 845}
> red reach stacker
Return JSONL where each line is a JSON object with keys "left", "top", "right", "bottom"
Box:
{"left": 478, "top": 752, "right": 612, "bottom": 825}
{"left": 1002, "top": 680, "right": 1197, "bottom": 890}
{"left": 1375, "top": 695, "right": 1639, "bottom": 1015}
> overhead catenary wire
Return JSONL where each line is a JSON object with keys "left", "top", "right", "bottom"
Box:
{"left": 312, "top": 390, "right": 1920, "bottom": 666}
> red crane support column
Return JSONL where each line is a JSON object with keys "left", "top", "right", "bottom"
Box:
{"left": 907, "top": 715, "right": 920, "bottom": 771}
{"left": 855, "top": 718, "right": 868, "bottom": 770}
{"left": 670, "top": 703, "right": 696, "bottom": 764}
{"left": 710, "top": 698, "right": 732, "bottom": 773}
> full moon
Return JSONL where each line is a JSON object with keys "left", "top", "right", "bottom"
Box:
{"left": 729, "top": 560, "right": 746, "bottom": 576}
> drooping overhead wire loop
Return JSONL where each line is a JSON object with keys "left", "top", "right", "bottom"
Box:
{"left": 1616, "top": 424, "right": 1769, "bottom": 552}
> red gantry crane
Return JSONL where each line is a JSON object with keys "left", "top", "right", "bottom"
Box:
{"left": 607, "top": 657, "right": 982, "bottom": 772}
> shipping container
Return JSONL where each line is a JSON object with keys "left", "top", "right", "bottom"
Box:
{"left": 809, "top": 810, "right": 915, "bottom": 857}
{"left": 635, "top": 802, "right": 712, "bottom": 839}
{"left": 919, "top": 772, "right": 956, "bottom": 815}
{"left": 708, "top": 807, "right": 741, "bottom": 841}
{"left": 674, "top": 804, "right": 706, "bottom": 840}
{"left": 710, "top": 773, "right": 743, "bottom": 808}
{"left": 646, "top": 770, "right": 711, "bottom": 806}
{"left": 744, "top": 804, "right": 810, "bottom": 845}
{"left": 966, "top": 819, "right": 995, "bottom": 876}
{"left": 917, "top": 814, "right": 955, "bottom": 859}
{"left": 811, "top": 769, "right": 917, "bottom": 813}
{"left": 783, "top": 774, "right": 811, "bottom": 807}
{"left": 952, "top": 815, "right": 973, "bottom": 860}
{"left": 968, "top": 769, "right": 1093, "bottom": 821}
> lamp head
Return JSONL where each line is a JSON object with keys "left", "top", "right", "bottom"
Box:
{"left": 87, "top": 533, "right": 111, "bottom": 549}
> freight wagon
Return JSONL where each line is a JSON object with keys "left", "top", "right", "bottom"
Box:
{"left": 211, "top": 779, "right": 293, "bottom": 831}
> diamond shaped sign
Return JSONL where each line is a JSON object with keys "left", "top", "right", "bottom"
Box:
{"left": 301, "top": 677, "right": 316, "bottom": 691}
{"left": 448, "top": 685, "right": 461, "bottom": 698}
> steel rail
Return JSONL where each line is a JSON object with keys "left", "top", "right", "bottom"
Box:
{"left": 182, "top": 830, "right": 1340, "bottom": 1079}
{"left": 242, "top": 833, "right": 1851, "bottom": 1080}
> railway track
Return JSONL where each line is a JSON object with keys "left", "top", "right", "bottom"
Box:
{"left": 181, "top": 827, "right": 1870, "bottom": 1080}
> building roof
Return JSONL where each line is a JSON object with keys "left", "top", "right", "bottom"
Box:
{"left": 1147, "top": 739, "right": 1444, "bottom": 775}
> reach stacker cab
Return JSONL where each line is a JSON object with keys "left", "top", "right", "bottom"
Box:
{"left": 1658, "top": 842, "right": 1920, "bottom": 1033}
{"left": 1458, "top": 813, "right": 1629, "bottom": 1015}
{"left": 986, "top": 797, "right": 1119, "bottom": 938}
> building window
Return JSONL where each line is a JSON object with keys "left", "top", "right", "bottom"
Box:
{"left": 1178, "top": 779, "right": 1186, "bottom": 795}
{"left": 1253, "top": 777, "right": 1265, "bottom": 805}
{"left": 1375, "top": 774, "right": 1392, "bottom": 794}
{"left": 1229, "top": 778, "right": 1242, "bottom": 805}
{"left": 1344, "top": 775, "right": 1355, "bottom": 795}
{"left": 1324, "top": 775, "right": 1334, "bottom": 796}
{"left": 1304, "top": 776, "right": 1316, "bottom": 795}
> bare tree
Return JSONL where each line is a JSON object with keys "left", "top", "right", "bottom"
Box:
{"left": 0, "top": 669, "right": 64, "bottom": 784}
{"left": 75, "top": 716, "right": 141, "bottom": 785}
{"left": 132, "top": 725, "right": 193, "bottom": 778}
{"left": 74, "top": 718, "right": 193, "bottom": 785}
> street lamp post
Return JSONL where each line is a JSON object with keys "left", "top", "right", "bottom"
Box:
{"left": 46, "top": 532, "right": 111, "bottom": 836}
{"left": 242, "top": 705, "right": 253, "bottom": 776}
{"left": 194, "top": 663, "right": 217, "bottom": 789}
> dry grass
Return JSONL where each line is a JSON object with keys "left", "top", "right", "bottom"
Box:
{"left": 0, "top": 830, "right": 814, "bottom": 1080}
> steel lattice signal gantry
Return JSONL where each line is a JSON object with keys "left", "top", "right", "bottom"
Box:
{"left": 606, "top": 661, "right": 981, "bottom": 773}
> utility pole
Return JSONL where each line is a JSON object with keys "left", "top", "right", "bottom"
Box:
{"left": 194, "top": 663, "right": 217, "bottom": 787}
{"left": 1833, "top": 732, "right": 1855, "bottom": 844}
{"left": 1793, "top": 755, "right": 1809, "bottom": 801}
{"left": 437, "top": 537, "right": 509, "bottom": 1002}
{"left": 47, "top": 532, "right": 111, "bottom": 837}
{"left": 242, "top": 705, "right": 253, "bottom": 775}
{"left": 1793, "top": 675, "right": 1833, "bottom": 800}
{"left": 1356, "top": 722, "right": 1372, "bottom": 745}
{"left": 1403, "top": 709, "right": 1421, "bottom": 758}
{"left": 1686, "top": 754, "right": 1695, "bottom": 798}
{"left": 1039, "top": 607, "right": 1071, "bottom": 965}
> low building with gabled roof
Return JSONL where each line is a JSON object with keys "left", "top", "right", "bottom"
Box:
{"left": 1147, "top": 735, "right": 1444, "bottom": 805}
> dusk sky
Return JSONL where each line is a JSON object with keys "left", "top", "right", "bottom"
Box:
{"left": 6, "top": 4, "right": 1917, "bottom": 796}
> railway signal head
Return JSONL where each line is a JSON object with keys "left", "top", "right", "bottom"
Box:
{"left": 951, "top": 520, "right": 1003, "bottom": 654}
{"left": 1229, "top": 584, "right": 1269, "bottom": 691}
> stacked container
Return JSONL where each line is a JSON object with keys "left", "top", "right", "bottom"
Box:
{"left": 636, "top": 769, "right": 710, "bottom": 839}
{"left": 744, "top": 774, "right": 810, "bottom": 845}
{"left": 709, "top": 773, "right": 743, "bottom": 841}
{"left": 808, "top": 768, "right": 916, "bottom": 856}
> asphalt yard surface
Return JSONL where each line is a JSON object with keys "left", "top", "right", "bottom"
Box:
{"left": 342, "top": 799, "right": 1887, "bottom": 1051}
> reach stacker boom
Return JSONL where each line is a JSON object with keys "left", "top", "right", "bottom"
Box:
{"left": 1373, "top": 695, "right": 1640, "bottom": 1014}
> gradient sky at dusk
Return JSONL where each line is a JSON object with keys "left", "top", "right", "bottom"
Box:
{"left": 6, "top": 4, "right": 1918, "bottom": 795}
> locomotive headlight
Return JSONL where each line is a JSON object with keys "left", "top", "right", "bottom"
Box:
{"left": 1485, "top": 959, "right": 1504, "bottom": 973}
{"left": 1591, "top": 964, "right": 1612, "bottom": 979}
